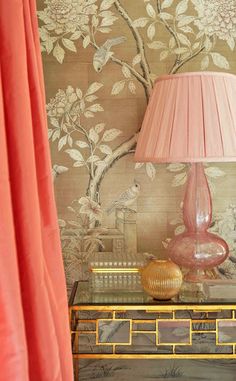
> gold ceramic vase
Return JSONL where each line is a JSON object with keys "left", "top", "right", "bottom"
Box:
{"left": 141, "top": 259, "right": 183, "bottom": 300}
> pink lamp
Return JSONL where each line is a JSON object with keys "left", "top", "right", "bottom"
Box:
{"left": 135, "top": 72, "right": 236, "bottom": 282}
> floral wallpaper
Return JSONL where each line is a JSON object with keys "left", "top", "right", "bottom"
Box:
{"left": 37, "top": 0, "right": 236, "bottom": 284}
{"left": 37, "top": 1, "right": 236, "bottom": 379}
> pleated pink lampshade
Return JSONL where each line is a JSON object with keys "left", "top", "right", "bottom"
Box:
{"left": 135, "top": 72, "right": 236, "bottom": 163}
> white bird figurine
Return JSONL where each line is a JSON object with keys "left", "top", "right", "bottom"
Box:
{"left": 106, "top": 180, "right": 141, "bottom": 215}
{"left": 93, "top": 36, "right": 126, "bottom": 72}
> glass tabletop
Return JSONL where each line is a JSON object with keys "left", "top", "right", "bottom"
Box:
{"left": 70, "top": 281, "right": 236, "bottom": 306}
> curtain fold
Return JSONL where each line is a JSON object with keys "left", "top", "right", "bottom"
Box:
{"left": 0, "top": 1, "right": 73, "bottom": 380}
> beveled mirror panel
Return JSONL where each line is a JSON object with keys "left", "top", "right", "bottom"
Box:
{"left": 218, "top": 321, "right": 236, "bottom": 344}
{"left": 157, "top": 320, "right": 191, "bottom": 345}
{"left": 97, "top": 320, "right": 131, "bottom": 344}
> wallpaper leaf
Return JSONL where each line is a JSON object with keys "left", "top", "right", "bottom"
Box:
{"left": 161, "top": 0, "right": 174, "bottom": 9}
{"left": 210, "top": 52, "right": 230, "bottom": 69}
{"left": 102, "top": 128, "right": 121, "bottom": 141}
{"left": 111, "top": 80, "right": 126, "bottom": 94}
{"left": 145, "top": 162, "right": 156, "bottom": 181}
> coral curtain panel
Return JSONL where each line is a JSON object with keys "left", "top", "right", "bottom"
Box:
{"left": 0, "top": 1, "right": 73, "bottom": 380}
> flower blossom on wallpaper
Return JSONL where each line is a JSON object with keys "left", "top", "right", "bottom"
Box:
{"left": 79, "top": 196, "right": 103, "bottom": 221}
{"left": 192, "top": 0, "right": 236, "bottom": 50}
{"left": 38, "top": 0, "right": 118, "bottom": 62}
{"left": 47, "top": 85, "right": 78, "bottom": 118}
{"left": 44, "top": 0, "right": 97, "bottom": 33}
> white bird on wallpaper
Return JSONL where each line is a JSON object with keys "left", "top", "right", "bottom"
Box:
{"left": 106, "top": 180, "right": 141, "bottom": 215}
{"left": 52, "top": 164, "right": 68, "bottom": 181}
{"left": 93, "top": 36, "right": 126, "bottom": 72}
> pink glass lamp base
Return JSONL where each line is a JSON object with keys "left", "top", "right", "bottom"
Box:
{"left": 168, "top": 231, "right": 228, "bottom": 282}
{"left": 168, "top": 163, "right": 229, "bottom": 282}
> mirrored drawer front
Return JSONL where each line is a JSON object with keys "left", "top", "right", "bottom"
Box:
{"left": 70, "top": 307, "right": 236, "bottom": 357}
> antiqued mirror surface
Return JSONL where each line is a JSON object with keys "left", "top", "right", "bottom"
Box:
{"left": 97, "top": 319, "right": 131, "bottom": 344}
{"left": 157, "top": 320, "right": 191, "bottom": 345}
{"left": 218, "top": 320, "right": 236, "bottom": 344}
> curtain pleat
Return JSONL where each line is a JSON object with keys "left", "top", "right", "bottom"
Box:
{"left": 0, "top": 1, "right": 73, "bottom": 380}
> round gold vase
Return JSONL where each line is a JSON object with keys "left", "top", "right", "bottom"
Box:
{"left": 141, "top": 259, "right": 183, "bottom": 300}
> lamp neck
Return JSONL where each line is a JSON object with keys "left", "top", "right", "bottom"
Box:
{"left": 183, "top": 162, "right": 212, "bottom": 233}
